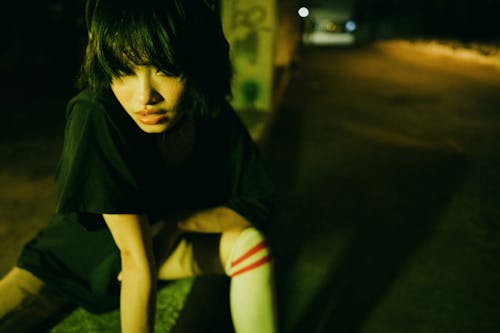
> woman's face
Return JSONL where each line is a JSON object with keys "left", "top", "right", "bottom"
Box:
{"left": 111, "top": 65, "right": 185, "bottom": 134}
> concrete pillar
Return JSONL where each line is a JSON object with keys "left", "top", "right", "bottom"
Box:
{"left": 221, "top": 0, "right": 277, "bottom": 112}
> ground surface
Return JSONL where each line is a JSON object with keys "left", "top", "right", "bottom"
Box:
{"left": 264, "top": 41, "right": 500, "bottom": 333}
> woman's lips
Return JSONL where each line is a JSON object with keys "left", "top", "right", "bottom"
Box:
{"left": 136, "top": 110, "right": 168, "bottom": 125}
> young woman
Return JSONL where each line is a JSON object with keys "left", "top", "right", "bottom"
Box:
{"left": 0, "top": 1, "right": 278, "bottom": 332}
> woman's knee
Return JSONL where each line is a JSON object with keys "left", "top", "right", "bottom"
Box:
{"left": 220, "top": 227, "right": 271, "bottom": 277}
{"left": 0, "top": 267, "right": 72, "bottom": 333}
{"left": 0, "top": 267, "right": 44, "bottom": 315}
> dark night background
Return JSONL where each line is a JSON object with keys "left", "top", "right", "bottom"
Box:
{"left": 353, "top": 0, "right": 500, "bottom": 42}
{"left": 1, "top": 1, "right": 86, "bottom": 96}
{"left": 2, "top": 0, "right": 500, "bottom": 94}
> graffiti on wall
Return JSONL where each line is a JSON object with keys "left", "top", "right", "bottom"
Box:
{"left": 231, "top": 6, "right": 269, "bottom": 65}
{"left": 222, "top": 0, "right": 275, "bottom": 111}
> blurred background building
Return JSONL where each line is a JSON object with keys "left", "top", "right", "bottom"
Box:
{"left": 2, "top": 0, "right": 500, "bottom": 111}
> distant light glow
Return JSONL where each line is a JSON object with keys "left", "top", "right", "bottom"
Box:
{"left": 298, "top": 7, "right": 309, "bottom": 18}
{"left": 345, "top": 20, "right": 357, "bottom": 32}
{"left": 326, "top": 22, "right": 337, "bottom": 32}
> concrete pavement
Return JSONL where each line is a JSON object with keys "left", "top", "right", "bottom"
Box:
{"left": 263, "top": 42, "right": 500, "bottom": 333}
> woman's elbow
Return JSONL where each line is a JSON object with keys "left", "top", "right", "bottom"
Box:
{"left": 119, "top": 249, "right": 154, "bottom": 273}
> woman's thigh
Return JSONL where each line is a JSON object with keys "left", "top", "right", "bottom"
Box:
{"left": 0, "top": 267, "right": 72, "bottom": 333}
{"left": 156, "top": 232, "right": 225, "bottom": 280}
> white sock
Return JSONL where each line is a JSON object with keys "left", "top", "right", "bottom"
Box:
{"left": 225, "top": 228, "right": 278, "bottom": 333}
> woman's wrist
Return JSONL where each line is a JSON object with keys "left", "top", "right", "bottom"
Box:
{"left": 120, "top": 267, "right": 156, "bottom": 333}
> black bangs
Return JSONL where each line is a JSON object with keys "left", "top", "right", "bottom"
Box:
{"left": 87, "top": 1, "right": 183, "bottom": 86}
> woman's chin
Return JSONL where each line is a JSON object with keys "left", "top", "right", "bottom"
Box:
{"left": 135, "top": 121, "right": 171, "bottom": 134}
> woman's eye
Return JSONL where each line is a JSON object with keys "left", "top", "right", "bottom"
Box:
{"left": 156, "top": 70, "right": 169, "bottom": 77}
{"left": 115, "top": 70, "right": 135, "bottom": 78}
{"left": 156, "top": 69, "right": 178, "bottom": 78}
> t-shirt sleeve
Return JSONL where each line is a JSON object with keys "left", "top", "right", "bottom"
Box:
{"left": 223, "top": 111, "right": 275, "bottom": 231}
{"left": 55, "top": 98, "right": 144, "bottom": 216}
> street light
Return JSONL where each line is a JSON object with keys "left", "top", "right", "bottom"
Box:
{"left": 298, "top": 6, "right": 309, "bottom": 18}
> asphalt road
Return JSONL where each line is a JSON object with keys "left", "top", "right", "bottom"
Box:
{"left": 264, "top": 41, "right": 500, "bottom": 333}
{"left": 1, "top": 40, "right": 500, "bottom": 332}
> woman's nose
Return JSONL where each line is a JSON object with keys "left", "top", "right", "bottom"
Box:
{"left": 136, "top": 77, "right": 161, "bottom": 105}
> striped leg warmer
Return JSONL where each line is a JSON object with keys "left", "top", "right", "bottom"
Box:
{"left": 224, "top": 228, "right": 278, "bottom": 333}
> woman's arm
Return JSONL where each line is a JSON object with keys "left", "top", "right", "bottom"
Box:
{"left": 103, "top": 214, "right": 157, "bottom": 333}
{"left": 175, "top": 206, "right": 251, "bottom": 233}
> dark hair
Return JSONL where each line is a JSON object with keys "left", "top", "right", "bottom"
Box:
{"left": 79, "top": 0, "right": 232, "bottom": 118}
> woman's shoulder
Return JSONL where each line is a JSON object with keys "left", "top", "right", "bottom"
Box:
{"left": 217, "top": 102, "right": 255, "bottom": 143}
{"left": 65, "top": 88, "right": 138, "bottom": 135}
{"left": 194, "top": 102, "right": 257, "bottom": 162}
{"left": 66, "top": 88, "right": 118, "bottom": 117}
{"left": 201, "top": 102, "right": 248, "bottom": 135}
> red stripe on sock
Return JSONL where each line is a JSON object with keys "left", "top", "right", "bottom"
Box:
{"left": 230, "top": 255, "right": 271, "bottom": 278}
{"left": 231, "top": 241, "right": 267, "bottom": 268}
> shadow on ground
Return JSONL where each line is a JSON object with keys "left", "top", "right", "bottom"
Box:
{"left": 262, "top": 69, "right": 467, "bottom": 332}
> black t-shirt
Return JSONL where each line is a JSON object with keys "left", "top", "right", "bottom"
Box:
{"left": 57, "top": 88, "right": 274, "bottom": 230}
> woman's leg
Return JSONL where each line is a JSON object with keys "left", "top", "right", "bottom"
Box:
{"left": 155, "top": 226, "right": 278, "bottom": 333}
{"left": 155, "top": 231, "right": 225, "bottom": 279}
{"left": 0, "top": 267, "right": 72, "bottom": 333}
{"left": 221, "top": 228, "right": 278, "bottom": 333}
